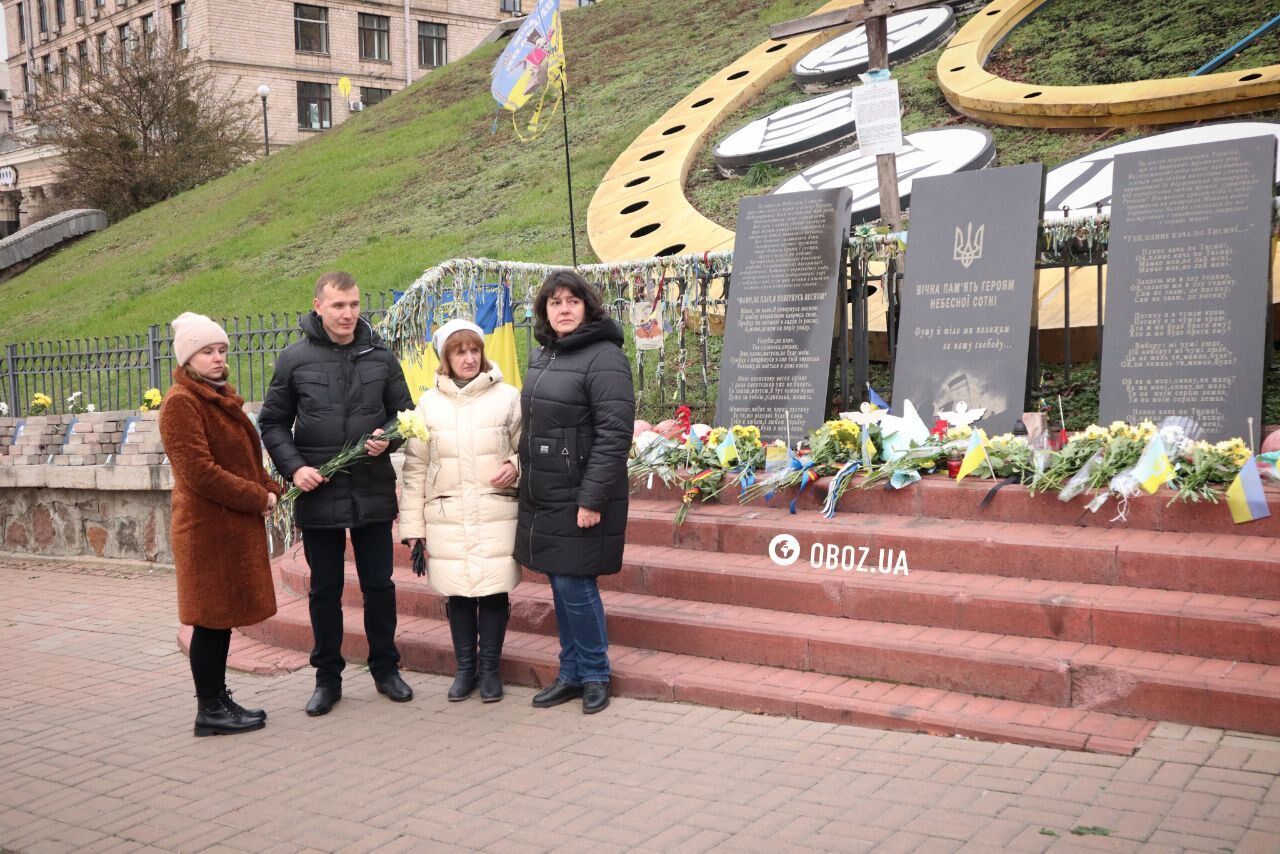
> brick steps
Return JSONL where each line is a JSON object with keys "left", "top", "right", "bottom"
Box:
{"left": 624, "top": 500, "right": 1280, "bottom": 600}
{"left": 176, "top": 625, "right": 309, "bottom": 676}
{"left": 239, "top": 584, "right": 1156, "bottom": 755}
{"left": 271, "top": 554, "right": 1280, "bottom": 735}
{"left": 227, "top": 478, "right": 1280, "bottom": 751}
{"left": 326, "top": 544, "right": 1280, "bottom": 665}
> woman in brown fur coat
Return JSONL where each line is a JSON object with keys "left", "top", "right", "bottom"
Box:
{"left": 159, "top": 312, "right": 281, "bottom": 737}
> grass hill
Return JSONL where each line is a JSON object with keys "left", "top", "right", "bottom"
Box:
{"left": 1, "top": 0, "right": 1277, "bottom": 344}
{"left": 0, "top": 0, "right": 825, "bottom": 342}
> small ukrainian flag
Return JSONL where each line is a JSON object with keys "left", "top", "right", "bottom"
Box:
{"left": 1226, "top": 456, "right": 1271, "bottom": 524}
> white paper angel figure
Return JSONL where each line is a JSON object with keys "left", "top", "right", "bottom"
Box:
{"left": 840, "top": 402, "right": 886, "bottom": 428}
{"left": 936, "top": 401, "right": 986, "bottom": 429}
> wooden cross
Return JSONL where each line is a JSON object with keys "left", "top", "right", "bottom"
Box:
{"left": 771, "top": 0, "right": 943, "bottom": 229}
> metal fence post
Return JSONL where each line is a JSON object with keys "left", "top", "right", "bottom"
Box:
{"left": 146, "top": 325, "right": 162, "bottom": 390}
{"left": 4, "top": 343, "right": 18, "bottom": 414}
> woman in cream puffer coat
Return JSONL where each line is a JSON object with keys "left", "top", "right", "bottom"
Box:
{"left": 400, "top": 319, "right": 522, "bottom": 703}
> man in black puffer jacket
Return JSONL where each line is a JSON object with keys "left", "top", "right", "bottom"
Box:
{"left": 516, "top": 271, "right": 635, "bottom": 715}
{"left": 259, "top": 271, "right": 416, "bottom": 716}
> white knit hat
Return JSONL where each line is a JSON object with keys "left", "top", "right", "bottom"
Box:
{"left": 432, "top": 318, "right": 485, "bottom": 357}
{"left": 171, "top": 312, "right": 230, "bottom": 366}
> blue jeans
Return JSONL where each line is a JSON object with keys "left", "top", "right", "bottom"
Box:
{"left": 547, "top": 574, "right": 610, "bottom": 685}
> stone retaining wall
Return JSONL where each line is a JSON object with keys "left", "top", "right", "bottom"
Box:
{"left": 0, "top": 464, "right": 176, "bottom": 564}
{"left": 0, "top": 407, "right": 285, "bottom": 566}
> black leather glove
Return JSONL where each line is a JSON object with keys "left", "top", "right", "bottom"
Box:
{"left": 411, "top": 540, "right": 426, "bottom": 577}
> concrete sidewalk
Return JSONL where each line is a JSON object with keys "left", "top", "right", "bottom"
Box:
{"left": 1, "top": 558, "right": 1277, "bottom": 853}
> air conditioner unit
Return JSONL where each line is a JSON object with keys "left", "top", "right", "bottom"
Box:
{"left": 349, "top": 101, "right": 364, "bottom": 111}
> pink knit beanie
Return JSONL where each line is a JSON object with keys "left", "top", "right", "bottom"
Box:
{"left": 171, "top": 312, "right": 230, "bottom": 366}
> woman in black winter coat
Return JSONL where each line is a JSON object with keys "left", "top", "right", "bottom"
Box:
{"left": 515, "top": 271, "right": 635, "bottom": 714}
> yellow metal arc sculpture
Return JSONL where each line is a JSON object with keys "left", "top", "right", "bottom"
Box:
{"left": 587, "top": 1, "right": 866, "bottom": 263}
{"left": 586, "top": 0, "right": 1280, "bottom": 342}
{"left": 937, "top": 0, "right": 1280, "bottom": 128}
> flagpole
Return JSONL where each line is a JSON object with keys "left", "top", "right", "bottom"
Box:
{"left": 559, "top": 75, "right": 578, "bottom": 267}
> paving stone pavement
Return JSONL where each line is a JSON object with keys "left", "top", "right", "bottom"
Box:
{"left": 1, "top": 557, "right": 1278, "bottom": 854}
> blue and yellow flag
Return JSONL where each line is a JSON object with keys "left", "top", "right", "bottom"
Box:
{"left": 866, "top": 384, "right": 890, "bottom": 413}
{"left": 491, "top": 0, "right": 565, "bottom": 138}
{"left": 955, "top": 429, "right": 989, "bottom": 483}
{"left": 1226, "top": 456, "right": 1271, "bottom": 524}
{"left": 714, "top": 431, "right": 738, "bottom": 467}
{"left": 1132, "top": 434, "right": 1175, "bottom": 494}
{"left": 395, "top": 284, "right": 522, "bottom": 402}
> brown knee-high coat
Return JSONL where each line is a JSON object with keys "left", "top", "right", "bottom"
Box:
{"left": 159, "top": 369, "right": 281, "bottom": 629}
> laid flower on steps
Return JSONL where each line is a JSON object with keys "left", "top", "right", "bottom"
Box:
{"left": 29, "top": 392, "right": 52, "bottom": 415}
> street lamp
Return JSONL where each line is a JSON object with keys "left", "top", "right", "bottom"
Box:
{"left": 257, "top": 84, "right": 271, "bottom": 156}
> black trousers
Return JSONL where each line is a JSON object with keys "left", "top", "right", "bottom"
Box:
{"left": 189, "top": 626, "right": 231, "bottom": 699}
{"left": 301, "top": 521, "right": 400, "bottom": 686}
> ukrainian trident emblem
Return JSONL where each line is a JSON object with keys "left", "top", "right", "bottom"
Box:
{"left": 953, "top": 222, "right": 984, "bottom": 269}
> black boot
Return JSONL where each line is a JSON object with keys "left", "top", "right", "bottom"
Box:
{"left": 220, "top": 688, "right": 266, "bottom": 722}
{"left": 194, "top": 693, "right": 265, "bottom": 737}
{"left": 446, "top": 599, "right": 478, "bottom": 702}
{"left": 477, "top": 597, "right": 510, "bottom": 703}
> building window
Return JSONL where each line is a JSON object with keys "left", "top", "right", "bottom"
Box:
{"left": 297, "top": 81, "right": 331, "bottom": 130}
{"left": 142, "top": 13, "right": 156, "bottom": 55}
{"left": 37, "top": 1, "right": 48, "bottom": 33}
{"left": 171, "top": 2, "right": 187, "bottom": 50}
{"left": 500, "top": 0, "right": 521, "bottom": 13}
{"left": 74, "top": 0, "right": 85, "bottom": 17}
{"left": 294, "top": 4, "right": 328, "bottom": 54}
{"left": 18, "top": 3, "right": 25, "bottom": 44}
{"left": 118, "top": 23, "right": 133, "bottom": 54}
{"left": 358, "top": 14, "right": 390, "bottom": 61}
{"left": 96, "top": 31, "right": 108, "bottom": 72}
{"left": 360, "top": 86, "right": 391, "bottom": 107}
{"left": 55, "top": 0, "right": 65, "bottom": 27}
{"left": 417, "top": 22, "right": 446, "bottom": 68}
{"left": 42, "top": 54, "right": 54, "bottom": 82}
{"left": 76, "top": 40, "right": 88, "bottom": 75}
{"left": 20, "top": 64, "right": 28, "bottom": 94}
{"left": 95, "top": 0, "right": 104, "bottom": 7}
{"left": 59, "top": 48, "right": 69, "bottom": 89}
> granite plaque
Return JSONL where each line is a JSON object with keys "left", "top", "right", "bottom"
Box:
{"left": 1099, "top": 136, "right": 1277, "bottom": 441}
{"left": 892, "top": 163, "right": 1046, "bottom": 434}
{"left": 716, "top": 188, "right": 853, "bottom": 440}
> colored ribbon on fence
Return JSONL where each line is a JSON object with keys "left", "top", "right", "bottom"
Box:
{"left": 821, "top": 460, "right": 861, "bottom": 518}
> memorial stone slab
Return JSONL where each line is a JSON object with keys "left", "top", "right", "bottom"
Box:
{"left": 716, "top": 188, "right": 853, "bottom": 440}
{"left": 892, "top": 163, "right": 1046, "bottom": 434}
{"left": 1099, "top": 136, "right": 1277, "bottom": 441}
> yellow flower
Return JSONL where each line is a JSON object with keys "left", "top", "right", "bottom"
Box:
{"left": 394, "top": 410, "right": 430, "bottom": 442}
{"left": 1082, "top": 424, "right": 1109, "bottom": 440}
{"left": 32, "top": 393, "right": 51, "bottom": 407}
{"left": 1107, "top": 420, "right": 1129, "bottom": 436}
{"left": 1214, "top": 438, "right": 1251, "bottom": 467}
{"left": 731, "top": 424, "right": 762, "bottom": 447}
{"left": 945, "top": 425, "right": 972, "bottom": 442}
{"left": 707, "top": 427, "right": 728, "bottom": 447}
{"left": 823, "top": 419, "right": 860, "bottom": 446}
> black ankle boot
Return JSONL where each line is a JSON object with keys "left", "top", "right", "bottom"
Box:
{"left": 220, "top": 688, "right": 266, "bottom": 721}
{"left": 194, "top": 693, "right": 265, "bottom": 737}
{"left": 477, "top": 599, "right": 510, "bottom": 703}
{"left": 446, "top": 599, "right": 479, "bottom": 702}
